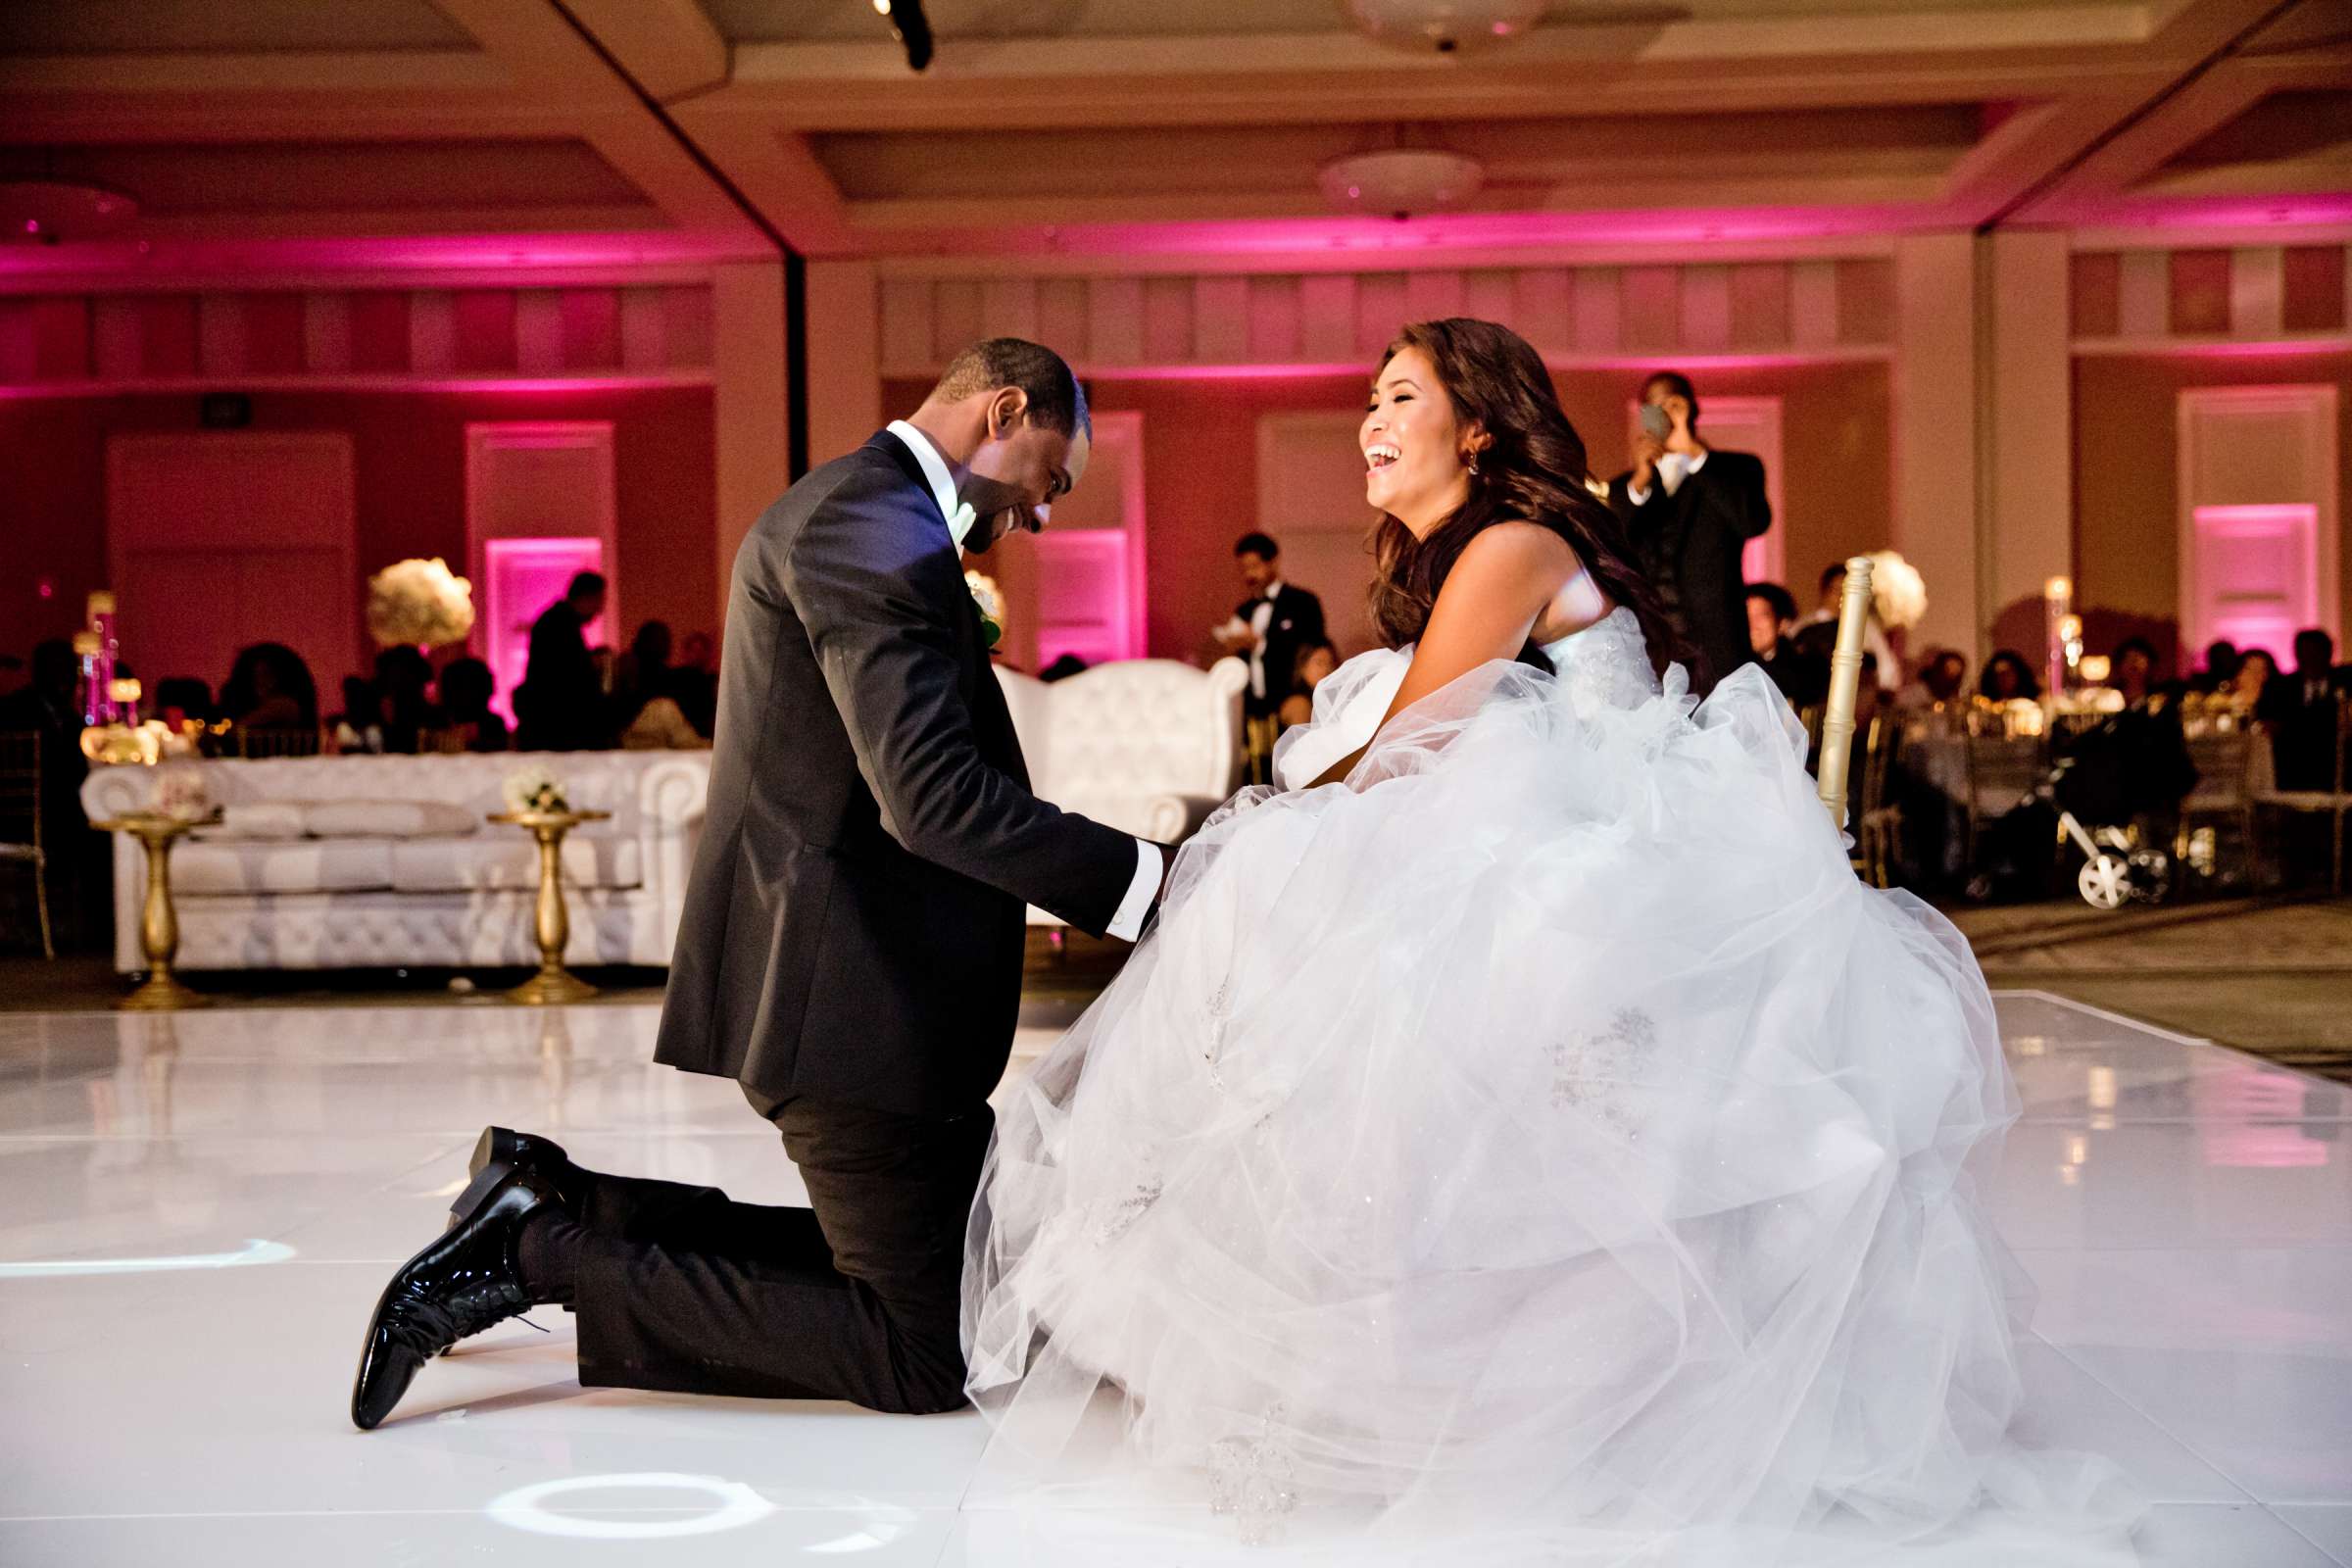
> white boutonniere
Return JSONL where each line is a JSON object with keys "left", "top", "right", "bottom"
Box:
{"left": 965, "top": 570, "right": 1004, "bottom": 652}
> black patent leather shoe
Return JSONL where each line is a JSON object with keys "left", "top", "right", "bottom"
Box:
{"left": 352, "top": 1164, "right": 558, "bottom": 1431}
{"left": 446, "top": 1126, "right": 581, "bottom": 1226}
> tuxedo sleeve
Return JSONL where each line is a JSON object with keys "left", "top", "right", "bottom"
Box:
{"left": 1608, "top": 473, "right": 1662, "bottom": 530}
{"left": 1295, "top": 589, "right": 1327, "bottom": 645}
{"left": 784, "top": 473, "right": 1137, "bottom": 936}
{"left": 1716, "top": 454, "right": 1773, "bottom": 541}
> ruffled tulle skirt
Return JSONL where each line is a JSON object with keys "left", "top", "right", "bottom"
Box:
{"left": 961, "top": 644, "right": 2141, "bottom": 1565}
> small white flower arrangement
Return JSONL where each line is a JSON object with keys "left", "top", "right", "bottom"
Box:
{"left": 1866, "top": 550, "right": 1927, "bottom": 632}
{"left": 367, "top": 557, "right": 476, "bottom": 650}
{"left": 151, "top": 764, "right": 214, "bottom": 823}
{"left": 502, "top": 764, "right": 569, "bottom": 816}
{"left": 965, "top": 570, "right": 1005, "bottom": 650}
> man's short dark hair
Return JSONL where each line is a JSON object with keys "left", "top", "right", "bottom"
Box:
{"left": 1819, "top": 562, "right": 1847, "bottom": 594}
{"left": 1236, "top": 532, "right": 1279, "bottom": 562}
{"left": 2112, "top": 636, "right": 2158, "bottom": 663}
{"left": 2293, "top": 627, "right": 2334, "bottom": 666}
{"left": 1642, "top": 370, "right": 1700, "bottom": 424}
{"left": 567, "top": 571, "right": 607, "bottom": 601}
{"left": 1745, "top": 582, "right": 1798, "bottom": 624}
{"left": 933, "top": 337, "right": 1090, "bottom": 439}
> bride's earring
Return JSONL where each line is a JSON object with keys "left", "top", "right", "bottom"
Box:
{"left": 1464, "top": 451, "right": 1481, "bottom": 476}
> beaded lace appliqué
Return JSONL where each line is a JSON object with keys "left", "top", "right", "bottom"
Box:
{"left": 1208, "top": 1405, "right": 1299, "bottom": 1544}
{"left": 1552, "top": 1007, "right": 1659, "bottom": 1137}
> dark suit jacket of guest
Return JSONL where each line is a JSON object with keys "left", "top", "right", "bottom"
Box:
{"left": 1755, "top": 637, "right": 1830, "bottom": 710}
{"left": 1240, "top": 582, "right": 1327, "bottom": 719}
{"left": 2257, "top": 664, "right": 2352, "bottom": 790}
{"left": 515, "top": 602, "right": 604, "bottom": 752}
{"left": 653, "top": 433, "right": 1140, "bottom": 1117}
{"left": 1606, "top": 450, "right": 1772, "bottom": 694}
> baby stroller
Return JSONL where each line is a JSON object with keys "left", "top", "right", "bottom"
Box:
{"left": 2036, "top": 707, "right": 2200, "bottom": 908}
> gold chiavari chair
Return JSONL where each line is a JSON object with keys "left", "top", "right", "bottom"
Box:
{"left": 1815, "top": 560, "right": 1873, "bottom": 853}
{"left": 236, "top": 725, "right": 323, "bottom": 760}
{"left": 1856, "top": 711, "right": 1905, "bottom": 889}
{"left": 2178, "top": 726, "right": 2261, "bottom": 886}
{"left": 0, "top": 731, "right": 53, "bottom": 959}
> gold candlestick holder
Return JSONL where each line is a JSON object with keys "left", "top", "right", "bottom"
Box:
{"left": 89, "top": 810, "right": 219, "bottom": 1010}
{"left": 488, "top": 808, "right": 612, "bottom": 1005}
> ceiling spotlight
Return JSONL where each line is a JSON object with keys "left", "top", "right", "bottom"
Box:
{"left": 0, "top": 179, "right": 140, "bottom": 246}
{"left": 1319, "top": 148, "right": 1485, "bottom": 220}
{"left": 1341, "top": 0, "right": 1546, "bottom": 54}
{"left": 880, "top": 0, "right": 933, "bottom": 71}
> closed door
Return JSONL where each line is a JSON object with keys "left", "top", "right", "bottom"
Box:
{"left": 466, "top": 422, "right": 616, "bottom": 717}
{"left": 2178, "top": 386, "right": 2340, "bottom": 661}
{"left": 106, "top": 433, "right": 357, "bottom": 703}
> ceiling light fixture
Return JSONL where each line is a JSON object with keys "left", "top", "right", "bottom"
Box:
{"left": 1319, "top": 148, "right": 1486, "bottom": 220}
{"left": 0, "top": 178, "right": 139, "bottom": 246}
{"left": 879, "top": 0, "right": 934, "bottom": 71}
{"left": 1340, "top": 0, "right": 1546, "bottom": 54}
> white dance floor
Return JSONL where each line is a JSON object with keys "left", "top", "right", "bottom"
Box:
{"left": 1, "top": 991, "right": 2347, "bottom": 1565}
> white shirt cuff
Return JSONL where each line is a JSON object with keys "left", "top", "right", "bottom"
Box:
{"left": 1627, "top": 483, "right": 1652, "bottom": 507}
{"left": 1105, "top": 839, "right": 1162, "bottom": 941}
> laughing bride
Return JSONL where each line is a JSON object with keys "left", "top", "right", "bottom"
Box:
{"left": 960, "top": 318, "right": 2139, "bottom": 1565}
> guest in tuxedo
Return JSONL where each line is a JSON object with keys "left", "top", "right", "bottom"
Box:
{"left": 514, "top": 571, "right": 609, "bottom": 752}
{"left": 1744, "top": 582, "right": 1827, "bottom": 709}
{"left": 1796, "top": 563, "right": 1898, "bottom": 693}
{"left": 1606, "top": 371, "right": 1771, "bottom": 693}
{"left": 2260, "top": 628, "right": 2349, "bottom": 790}
{"left": 1980, "top": 650, "right": 2040, "bottom": 703}
{"left": 1214, "top": 532, "right": 1326, "bottom": 729}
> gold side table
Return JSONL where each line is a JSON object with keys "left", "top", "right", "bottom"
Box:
{"left": 488, "top": 808, "right": 611, "bottom": 1005}
{"left": 89, "top": 811, "right": 218, "bottom": 1011}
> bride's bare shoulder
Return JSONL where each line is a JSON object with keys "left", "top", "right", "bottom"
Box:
{"left": 1446, "top": 520, "right": 1583, "bottom": 592}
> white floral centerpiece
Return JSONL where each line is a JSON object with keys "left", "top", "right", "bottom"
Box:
{"left": 965, "top": 570, "right": 1005, "bottom": 650}
{"left": 502, "top": 764, "right": 569, "bottom": 816}
{"left": 151, "top": 764, "right": 214, "bottom": 823}
{"left": 1865, "top": 550, "right": 1927, "bottom": 632}
{"left": 367, "top": 558, "right": 475, "bottom": 650}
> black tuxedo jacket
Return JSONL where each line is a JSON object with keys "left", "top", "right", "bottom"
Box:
{"left": 654, "top": 433, "right": 1139, "bottom": 1115}
{"left": 1240, "top": 582, "right": 1327, "bottom": 718}
{"left": 1607, "top": 451, "right": 1772, "bottom": 692}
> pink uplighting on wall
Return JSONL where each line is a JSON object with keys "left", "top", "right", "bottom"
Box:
{"left": 2184, "top": 503, "right": 2319, "bottom": 661}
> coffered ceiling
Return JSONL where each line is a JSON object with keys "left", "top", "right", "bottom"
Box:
{"left": 1, "top": 0, "right": 2345, "bottom": 274}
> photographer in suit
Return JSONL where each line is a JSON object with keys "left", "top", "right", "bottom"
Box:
{"left": 1215, "top": 532, "right": 1326, "bottom": 728}
{"left": 1607, "top": 371, "right": 1771, "bottom": 693}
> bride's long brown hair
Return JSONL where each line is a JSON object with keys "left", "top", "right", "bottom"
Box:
{"left": 1367, "top": 318, "right": 1693, "bottom": 687}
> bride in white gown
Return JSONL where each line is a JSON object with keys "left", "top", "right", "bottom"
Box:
{"left": 960, "top": 319, "right": 2139, "bottom": 1565}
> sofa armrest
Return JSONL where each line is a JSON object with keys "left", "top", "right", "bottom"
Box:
{"left": 1138, "top": 792, "right": 1226, "bottom": 845}
{"left": 80, "top": 763, "right": 157, "bottom": 822}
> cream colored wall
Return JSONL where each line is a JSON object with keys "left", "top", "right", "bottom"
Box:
{"left": 710, "top": 261, "right": 792, "bottom": 629}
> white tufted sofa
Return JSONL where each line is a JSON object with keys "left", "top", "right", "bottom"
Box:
{"left": 81, "top": 751, "right": 708, "bottom": 974}
{"left": 993, "top": 657, "right": 1249, "bottom": 925}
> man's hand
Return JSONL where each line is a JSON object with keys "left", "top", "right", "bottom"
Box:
{"left": 1661, "top": 396, "right": 1704, "bottom": 458}
{"left": 1630, "top": 432, "right": 1666, "bottom": 493}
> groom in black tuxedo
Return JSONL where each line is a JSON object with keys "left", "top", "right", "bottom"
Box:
{"left": 1607, "top": 371, "right": 1772, "bottom": 693}
{"left": 353, "top": 339, "right": 1165, "bottom": 1427}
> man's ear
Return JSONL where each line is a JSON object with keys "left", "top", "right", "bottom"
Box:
{"left": 986, "top": 387, "right": 1028, "bottom": 442}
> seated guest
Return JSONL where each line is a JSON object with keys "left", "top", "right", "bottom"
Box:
{"left": 671, "top": 629, "right": 718, "bottom": 738}
{"left": 514, "top": 571, "right": 610, "bottom": 752}
{"left": 2258, "top": 630, "right": 2345, "bottom": 789}
{"left": 1278, "top": 640, "right": 1342, "bottom": 729}
{"left": 2229, "top": 648, "right": 2278, "bottom": 710}
{"left": 612, "top": 620, "right": 674, "bottom": 728}
{"left": 372, "top": 646, "right": 443, "bottom": 756}
{"left": 435, "top": 658, "right": 510, "bottom": 754}
{"left": 1745, "top": 583, "right": 1828, "bottom": 709}
{"left": 2189, "top": 638, "right": 2240, "bottom": 695}
{"left": 1038, "top": 654, "right": 1089, "bottom": 683}
{"left": 154, "top": 677, "right": 214, "bottom": 727}
{"left": 1903, "top": 649, "right": 1969, "bottom": 713}
{"left": 1798, "top": 563, "right": 1896, "bottom": 692}
{"left": 329, "top": 677, "right": 383, "bottom": 755}
{"left": 1979, "top": 650, "right": 2040, "bottom": 704}
{"left": 2108, "top": 637, "right": 2160, "bottom": 707}
{"left": 619, "top": 691, "right": 710, "bottom": 751}
{"left": 220, "top": 642, "right": 318, "bottom": 733}
{"left": 0, "top": 654, "right": 25, "bottom": 701}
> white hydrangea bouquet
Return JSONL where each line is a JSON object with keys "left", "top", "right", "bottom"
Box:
{"left": 502, "top": 764, "right": 569, "bottom": 816}
{"left": 1866, "top": 550, "right": 1927, "bottom": 631}
{"left": 367, "top": 557, "right": 476, "bottom": 649}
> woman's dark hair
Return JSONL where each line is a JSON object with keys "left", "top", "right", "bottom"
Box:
{"left": 1979, "top": 649, "right": 2041, "bottom": 701}
{"left": 1366, "top": 318, "right": 1690, "bottom": 685}
{"left": 439, "top": 657, "right": 496, "bottom": 714}
{"left": 220, "top": 642, "right": 318, "bottom": 726}
{"left": 1290, "top": 638, "right": 1340, "bottom": 693}
{"left": 630, "top": 619, "right": 673, "bottom": 671}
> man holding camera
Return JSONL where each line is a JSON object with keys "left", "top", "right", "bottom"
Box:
{"left": 1607, "top": 371, "right": 1772, "bottom": 694}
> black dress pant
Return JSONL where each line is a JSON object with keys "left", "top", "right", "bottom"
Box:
{"left": 570, "top": 1087, "right": 992, "bottom": 1414}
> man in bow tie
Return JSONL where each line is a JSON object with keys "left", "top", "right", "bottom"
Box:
{"left": 1607, "top": 370, "right": 1772, "bottom": 694}
{"left": 353, "top": 339, "right": 1167, "bottom": 1430}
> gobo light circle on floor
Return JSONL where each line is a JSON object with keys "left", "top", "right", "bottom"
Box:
{"left": 487, "top": 1472, "right": 776, "bottom": 1540}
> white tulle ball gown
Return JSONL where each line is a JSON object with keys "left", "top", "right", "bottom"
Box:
{"left": 961, "top": 609, "right": 2141, "bottom": 1566}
